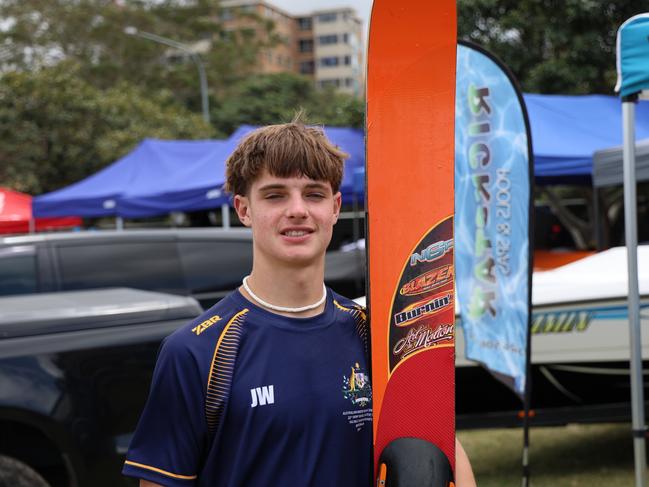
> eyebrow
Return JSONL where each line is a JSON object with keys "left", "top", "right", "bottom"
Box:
{"left": 257, "top": 182, "right": 329, "bottom": 191}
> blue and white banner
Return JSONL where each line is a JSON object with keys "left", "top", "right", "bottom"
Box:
{"left": 615, "top": 13, "right": 649, "bottom": 98}
{"left": 455, "top": 42, "right": 533, "bottom": 396}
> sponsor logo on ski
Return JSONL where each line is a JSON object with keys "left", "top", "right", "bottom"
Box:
{"left": 393, "top": 323, "right": 454, "bottom": 358}
{"left": 410, "top": 239, "right": 453, "bottom": 267}
{"left": 393, "top": 292, "right": 453, "bottom": 327}
{"left": 342, "top": 362, "right": 372, "bottom": 408}
{"left": 250, "top": 385, "right": 274, "bottom": 407}
{"left": 399, "top": 264, "right": 453, "bottom": 296}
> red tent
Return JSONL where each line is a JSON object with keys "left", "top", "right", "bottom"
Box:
{"left": 0, "top": 187, "right": 82, "bottom": 234}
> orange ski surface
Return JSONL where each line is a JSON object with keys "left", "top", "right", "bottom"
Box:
{"left": 366, "top": 0, "right": 457, "bottom": 476}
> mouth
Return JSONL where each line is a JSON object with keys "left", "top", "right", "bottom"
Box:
{"left": 281, "top": 228, "right": 314, "bottom": 237}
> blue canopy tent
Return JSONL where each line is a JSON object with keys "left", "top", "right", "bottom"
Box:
{"left": 33, "top": 138, "right": 229, "bottom": 217}
{"left": 118, "top": 125, "right": 365, "bottom": 217}
{"left": 524, "top": 94, "right": 649, "bottom": 184}
{"left": 34, "top": 125, "right": 365, "bottom": 218}
{"left": 118, "top": 139, "right": 237, "bottom": 218}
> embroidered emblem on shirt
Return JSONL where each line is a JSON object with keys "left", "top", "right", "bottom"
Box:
{"left": 250, "top": 385, "right": 275, "bottom": 407}
{"left": 192, "top": 315, "right": 222, "bottom": 336}
{"left": 342, "top": 362, "right": 372, "bottom": 408}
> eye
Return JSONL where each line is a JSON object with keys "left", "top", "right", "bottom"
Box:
{"left": 306, "top": 192, "right": 326, "bottom": 199}
{"left": 264, "top": 193, "right": 284, "bottom": 200}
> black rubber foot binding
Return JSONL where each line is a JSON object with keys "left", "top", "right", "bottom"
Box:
{"left": 376, "top": 437, "right": 454, "bottom": 487}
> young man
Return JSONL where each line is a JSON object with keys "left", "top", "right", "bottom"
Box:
{"left": 122, "top": 121, "right": 373, "bottom": 486}
{"left": 122, "top": 121, "right": 475, "bottom": 487}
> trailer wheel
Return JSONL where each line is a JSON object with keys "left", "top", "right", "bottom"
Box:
{"left": 0, "top": 455, "right": 50, "bottom": 487}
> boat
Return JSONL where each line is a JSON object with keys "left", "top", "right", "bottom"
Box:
{"left": 358, "top": 245, "right": 649, "bottom": 428}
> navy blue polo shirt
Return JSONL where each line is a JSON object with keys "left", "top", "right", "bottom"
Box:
{"left": 123, "top": 289, "right": 372, "bottom": 486}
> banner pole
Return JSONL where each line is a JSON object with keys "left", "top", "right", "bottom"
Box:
{"left": 521, "top": 349, "right": 531, "bottom": 487}
{"left": 521, "top": 80, "right": 535, "bottom": 487}
{"left": 622, "top": 94, "right": 647, "bottom": 487}
{"left": 522, "top": 173, "right": 534, "bottom": 487}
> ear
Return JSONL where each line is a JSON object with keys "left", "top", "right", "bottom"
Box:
{"left": 234, "top": 194, "right": 252, "bottom": 227}
{"left": 332, "top": 192, "right": 342, "bottom": 224}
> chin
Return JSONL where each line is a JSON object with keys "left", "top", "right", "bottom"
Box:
{"left": 278, "top": 249, "right": 323, "bottom": 267}
{"left": 282, "top": 253, "right": 318, "bottom": 267}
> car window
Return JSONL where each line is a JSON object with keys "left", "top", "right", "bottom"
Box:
{"left": 0, "top": 246, "right": 38, "bottom": 296}
{"left": 178, "top": 240, "right": 253, "bottom": 294}
{"left": 58, "top": 242, "right": 185, "bottom": 294}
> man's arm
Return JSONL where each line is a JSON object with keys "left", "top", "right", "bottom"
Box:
{"left": 140, "top": 480, "right": 163, "bottom": 487}
{"left": 122, "top": 335, "right": 206, "bottom": 485}
{"left": 455, "top": 438, "right": 477, "bottom": 487}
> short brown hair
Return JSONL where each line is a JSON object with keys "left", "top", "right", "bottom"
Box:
{"left": 224, "top": 121, "right": 348, "bottom": 196}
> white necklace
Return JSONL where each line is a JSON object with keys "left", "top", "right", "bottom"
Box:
{"left": 242, "top": 275, "right": 327, "bottom": 313}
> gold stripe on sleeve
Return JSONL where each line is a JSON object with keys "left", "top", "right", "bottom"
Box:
{"left": 334, "top": 300, "right": 369, "bottom": 357}
{"left": 205, "top": 308, "right": 249, "bottom": 434}
{"left": 123, "top": 460, "right": 197, "bottom": 480}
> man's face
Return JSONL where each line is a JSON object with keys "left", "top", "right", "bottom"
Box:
{"left": 234, "top": 170, "right": 342, "bottom": 268}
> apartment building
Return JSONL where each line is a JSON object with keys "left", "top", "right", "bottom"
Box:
{"left": 308, "top": 8, "right": 364, "bottom": 96}
{"left": 219, "top": 0, "right": 297, "bottom": 74}
{"left": 219, "top": 0, "right": 365, "bottom": 96}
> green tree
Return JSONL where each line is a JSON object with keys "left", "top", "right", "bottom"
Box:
{"left": 0, "top": 0, "right": 364, "bottom": 133}
{"left": 0, "top": 62, "right": 214, "bottom": 194}
{"left": 212, "top": 72, "right": 364, "bottom": 134}
{"left": 458, "top": 0, "right": 649, "bottom": 94}
{"left": 307, "top": 87, "right": 365, "bottom": 128}
{"left": 0, "top": 0, "right": 279, "bottom": 110}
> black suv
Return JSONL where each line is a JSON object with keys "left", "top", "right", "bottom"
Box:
{"left": 0, "top": 228, "right": 365, "bottom": 308}
{"left": 0, "top": 288, "right": 203, "bottom": 487}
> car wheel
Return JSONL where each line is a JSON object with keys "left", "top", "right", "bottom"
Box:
{"left": 0, "top": 455, "right": 50, "bottom": 487}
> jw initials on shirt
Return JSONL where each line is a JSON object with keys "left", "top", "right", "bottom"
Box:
{"left": 250, "top": 385, "right": 275, "bottom": 407}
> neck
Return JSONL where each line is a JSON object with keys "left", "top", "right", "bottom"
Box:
{"left": 241, "top": 257, "right": 326, "bottom": 318}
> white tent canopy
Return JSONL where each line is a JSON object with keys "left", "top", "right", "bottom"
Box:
{"left": 593, "top": 139, "right": 649, "bottom": 188}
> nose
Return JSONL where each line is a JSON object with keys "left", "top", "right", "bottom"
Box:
{"left": 285, "top": 193, "right": 308, "bottom": 219}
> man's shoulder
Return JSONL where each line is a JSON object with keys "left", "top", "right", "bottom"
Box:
{"left": 330, "top": 291, "right": 366, "bottom": 317}
{"left": 165, "top": 292, "right": 250, "bottom": 352}
{"left": 330, "top": 291, "right": 369, "bottom": 357}
{"left": 331, "top": 291, "right": 365, "bottom": 311}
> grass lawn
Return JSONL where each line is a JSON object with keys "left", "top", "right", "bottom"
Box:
{"left": 458, "top": 423, "right": 639, "bottom": 486}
